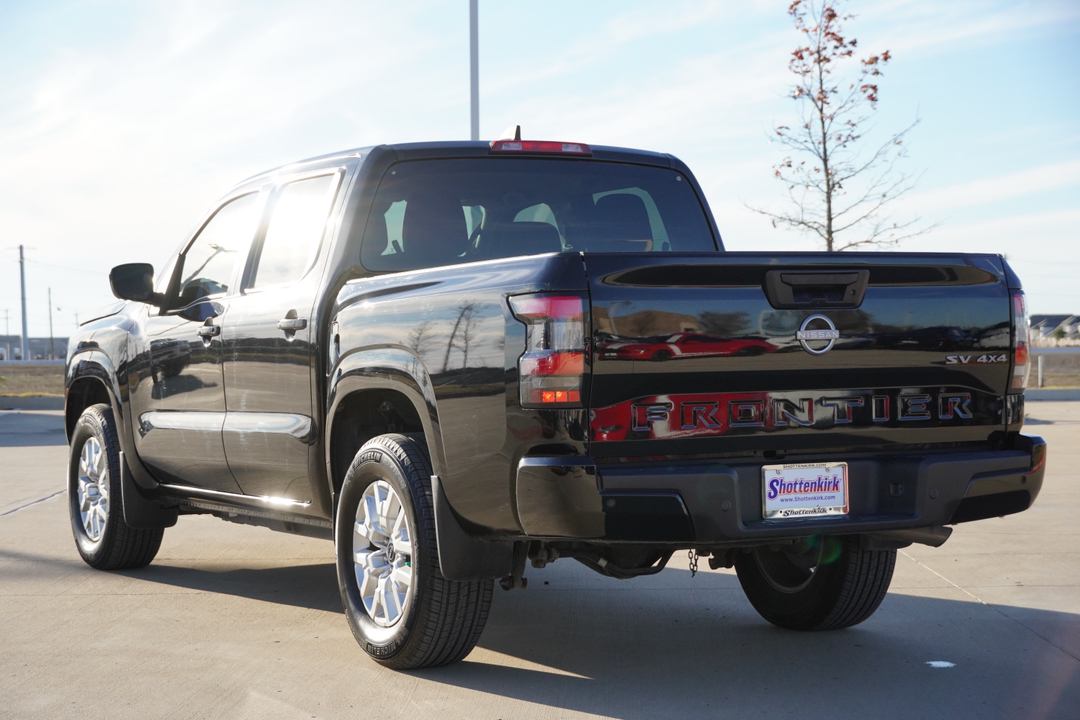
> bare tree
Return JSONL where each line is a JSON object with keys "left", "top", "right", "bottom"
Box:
{"left": 441, "top": 302, "right": 479, "bottom": 372}
{"left": 750, "top": 0, "right": 930, "bottom": 251}
{"left": 407, "top": 319, "right": 435, "bottom": 356}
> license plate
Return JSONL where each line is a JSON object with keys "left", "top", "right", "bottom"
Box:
{"left": 762, "top": 462, "right": 849, "bottom": 520}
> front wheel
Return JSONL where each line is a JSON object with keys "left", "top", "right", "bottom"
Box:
{"left": 734, "top": 535, "right": 895, "bottom": 631}
{"left": 335, "top": 434, "right": 493, "bottom": 669}
{"left": 68, "top": 404, "right": 163, "bottom": 570}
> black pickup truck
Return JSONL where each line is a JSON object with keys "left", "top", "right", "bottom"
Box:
{"left": 65, "top": 139, "right": 1045, "bottom": 669}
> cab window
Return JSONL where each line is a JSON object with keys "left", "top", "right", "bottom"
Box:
{"left": 360, "top": 158, "right": 716, "bottom": 272}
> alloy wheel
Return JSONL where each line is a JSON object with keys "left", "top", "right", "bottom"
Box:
{"left": 353, "top": 479, "right": 414, "bottom": 627}
{"left": 76, "top": 437, "right": 109, "bottom": 542}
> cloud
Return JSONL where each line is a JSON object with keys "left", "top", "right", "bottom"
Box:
{"left": 856, "top": 0, "right": 1080, "bottom": 55}
{"left": 0, "top": 0, "right": 474, "bottom": 333}
{"left": 904, "top": 159, "right": 1080, "bottom": 216}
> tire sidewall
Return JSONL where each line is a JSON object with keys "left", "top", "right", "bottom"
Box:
{"left": 68, "top": 406, "right": 120, "bottom": 566}
{"left": 335, "top": 440, "right": 427, "bottom": 660}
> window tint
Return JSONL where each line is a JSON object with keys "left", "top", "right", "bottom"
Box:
{"left": 179, "top": 192, "right": 260, "bottom": 304}
{"left": 252, "top": 174, "right": 338, "bottom": 288}
{"left": 361, "top": 158, "right": 716, "bottom": 272}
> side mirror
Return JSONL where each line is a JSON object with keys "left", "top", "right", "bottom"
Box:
{"left": 109, "top": 263, "right": 162, "bottom": 305}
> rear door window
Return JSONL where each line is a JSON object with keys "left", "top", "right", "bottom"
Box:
{"left": 250, "top": 173, "right": 340, "bottom": 288}
{"left": 361, "top": 158, "right": 716, "bottom": 272}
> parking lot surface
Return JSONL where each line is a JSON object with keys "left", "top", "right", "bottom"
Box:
{"left": 1, "top": 403, "right": 1078, "bottom": 719}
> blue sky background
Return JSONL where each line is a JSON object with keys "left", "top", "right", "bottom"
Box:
{"left": 1, "top": 0, "right": 1077, "bottom": 339}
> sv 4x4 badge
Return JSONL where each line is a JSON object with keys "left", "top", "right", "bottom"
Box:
{"left": 945, "top": 354, "right": 1008, "bottom": 364}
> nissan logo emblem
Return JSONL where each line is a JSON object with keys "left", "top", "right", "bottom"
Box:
{"left": 796, "top": 314, "right": 839, "bottom": 355}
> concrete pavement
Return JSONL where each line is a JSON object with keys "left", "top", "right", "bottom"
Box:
{"left": 0, "top": 405, "right": 1077, "bottom": 719}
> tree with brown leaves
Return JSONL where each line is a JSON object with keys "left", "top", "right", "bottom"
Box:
{"left": 751, "top": 0, "right": 929, "bottom": 251}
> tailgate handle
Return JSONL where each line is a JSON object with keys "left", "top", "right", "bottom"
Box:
{"left": 763, "top": 269, "right": 869, "bottom": 309}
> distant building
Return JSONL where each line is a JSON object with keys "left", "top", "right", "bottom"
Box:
{"left": 1029, "top": 315, "right": 1079, "bottom": 345}
{"left": 0, "top": 336, "right": 69, "bottom": 361}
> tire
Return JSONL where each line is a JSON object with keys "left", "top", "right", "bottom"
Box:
{"left": 735, "top": 346, "right": 766, "bottom": 357}
{"left": 335, "top": 433, "right": 493, "bottom": 669}
{"left": 68, "top": 404, "right": 164, "bottom": 570}
{"left": 734, "top": 535, "right": 895, "bottom": 631}
{"left": 651, "top": 349, "right": 671, "bottom": 362}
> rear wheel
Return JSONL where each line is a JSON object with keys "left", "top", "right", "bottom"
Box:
{"left": 734, "top": 535, "right": 895, "bottom": 630}
{"left": 68, "top": 404, "right": 163, "bottom": 570}
{"left": 335, "top": 433, "right": 493, "bottom": 669}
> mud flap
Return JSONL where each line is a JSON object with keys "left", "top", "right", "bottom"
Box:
{"left": 120, "top": 451, "right": 178, "bottom": 529}
{"left": 431, "top": 474, "right": 513, "bottom": 581}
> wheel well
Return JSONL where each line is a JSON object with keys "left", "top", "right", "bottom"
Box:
{"left": 328, "top": 389, "right": 425, "bottom": 496}
{"left": 65, "top": 377, "right": 111, "bottom": 440}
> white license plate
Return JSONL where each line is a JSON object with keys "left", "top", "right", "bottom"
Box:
{"left": 762, "top": 462, "right": 849, "bottom": 520}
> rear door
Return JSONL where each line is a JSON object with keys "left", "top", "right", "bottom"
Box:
{"left": 585, "top": 252, "right": 1013, "bottom": 461}
{"left": 219, "top": 168, "right": 346, "bottom": 502}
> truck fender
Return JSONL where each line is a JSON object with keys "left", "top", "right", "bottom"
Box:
{"left": 66, "top": 348, "right": 161, "bottom": 494}
{"left": 65, "top": 349, "right": 124, "bottom": 440}
{"left": 325, "top": 347, "right": 448, "bottom": 477}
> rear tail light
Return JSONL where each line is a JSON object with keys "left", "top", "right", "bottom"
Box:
{"left": 490, "top": 140, "right": 592, "bottom": 156}
{"left": 1011, "top": 291, "right": 1029, "bottom": 391}
{"left": 509, "top": 294, "right": 586, "bottom": 408}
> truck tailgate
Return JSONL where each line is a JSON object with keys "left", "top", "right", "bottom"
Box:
{"left": 585, "top": 252, "right": 1014, "bottom": 460}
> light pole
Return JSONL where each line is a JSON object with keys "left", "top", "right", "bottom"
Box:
{"left": 470, "top": 0, "right": 479, "bottom": 141}
{"left": 48, "top": 287, "right": 54, "bottom": 360}
{"left": 19, "top": 245, "right": 28, "bottom": 361}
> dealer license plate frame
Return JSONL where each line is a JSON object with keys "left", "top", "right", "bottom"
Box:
{"left": 762, "top": 462, "right": 849, "bottom": 520}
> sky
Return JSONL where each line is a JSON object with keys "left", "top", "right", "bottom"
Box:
{"left": 1, "top": 0, "right": 1078, "bottom": 341}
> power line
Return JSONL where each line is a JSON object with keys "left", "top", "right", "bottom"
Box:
{"left": 24, "top": 258, "right": 103, "bottom": 276}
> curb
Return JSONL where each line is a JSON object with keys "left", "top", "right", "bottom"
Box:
{"left": 1025, "top": 388, "right": 1080, "bottom": 402}
{"left": 0, "top": 396, "right": 64, "bottom": 411}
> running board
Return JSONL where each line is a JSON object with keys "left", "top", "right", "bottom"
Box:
{"left": 174, "top": 496, "right": 333, "bottom": 540}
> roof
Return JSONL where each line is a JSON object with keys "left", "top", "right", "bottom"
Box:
{"left": 1030, "top": 314, "right": 1073, "bottom": 327}
{"left": 233, "top": 140, "right": 679, "bottom": 189}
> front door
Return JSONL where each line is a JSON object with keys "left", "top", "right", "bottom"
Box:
{"left": 130, "top": 190, "right": 263, "bottom": 493}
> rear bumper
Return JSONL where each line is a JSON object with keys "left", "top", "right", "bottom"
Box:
{"left": 514, "top": 435, "right": 1046, "bottom": 545}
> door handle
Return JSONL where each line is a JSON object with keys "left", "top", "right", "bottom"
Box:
{"left": 278, "top": 318, "right": 308, "bottom": 332}
{"left": 197, "top": 323, "right": 220, "bottom": 338}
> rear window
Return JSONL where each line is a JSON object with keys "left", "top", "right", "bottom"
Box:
{"left": 360, "top": 158, "right": 716, "bottom": 272}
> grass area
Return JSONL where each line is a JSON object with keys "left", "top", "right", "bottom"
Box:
{"left": 1037, "top": 353, "right": 1080, "bottom": 388}
{"left": 0, "top": 364, "right": 65, "bottom": 397}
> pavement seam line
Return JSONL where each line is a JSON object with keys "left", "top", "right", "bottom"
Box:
{"left": 899, "top": 550, "right": 1080, "bottom": 663}
{"left": 0, "top": 489, "right": 66, "bottom": 517}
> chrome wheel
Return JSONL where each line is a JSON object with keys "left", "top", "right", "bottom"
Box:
{"left": 77, "top": 436, "right": 109, "bottom": 542}
{"left": 353, "top": 479, "right": 414, "bottom": 627}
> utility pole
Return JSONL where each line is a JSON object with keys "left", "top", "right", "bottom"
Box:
{"left": 48, "top": 287, "right": 54, "bottom": 360}
{"left": 19, "top": 245, "right": 28, "bottom": 362}
{"left": 470, "top": 0, "right": 479, "bottom": 141}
